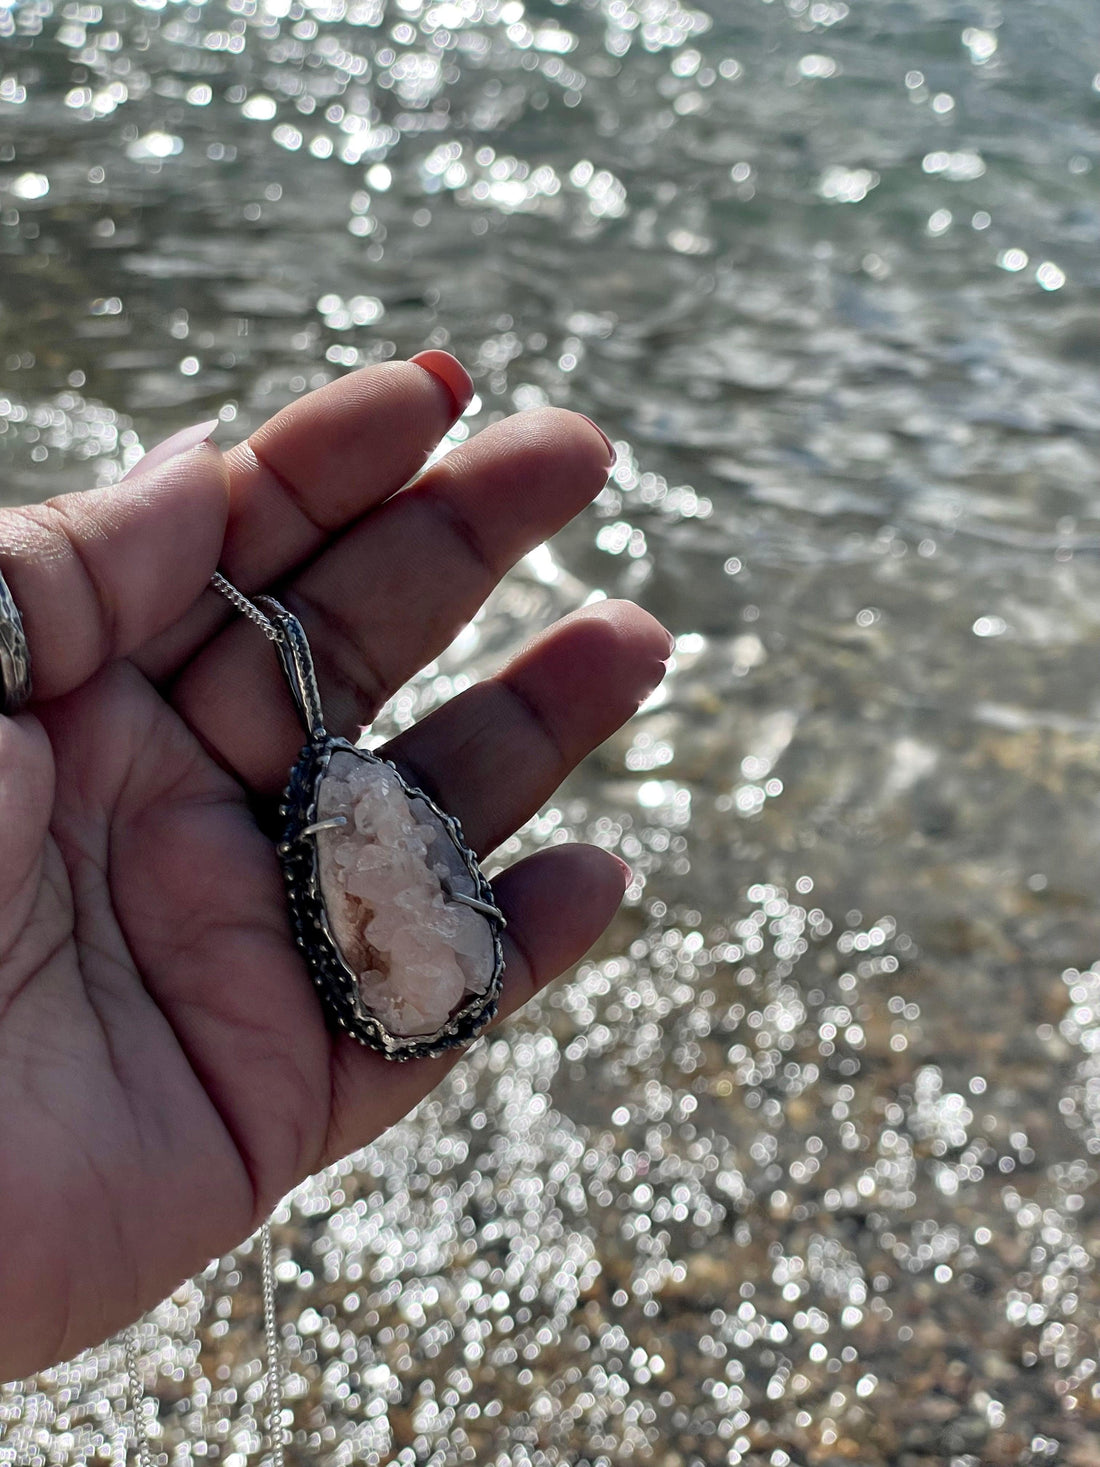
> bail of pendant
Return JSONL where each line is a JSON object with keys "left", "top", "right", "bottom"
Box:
{"left": 254, "top": 596, "right": 327, "bottom": 739}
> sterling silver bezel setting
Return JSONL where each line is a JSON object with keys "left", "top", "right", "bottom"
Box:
{"left": 0, "top": 566, "right": 32, "bottom": 716}
{"left": 206, "top": 580, "right": 508, "bottom": 1059}
{"left": 277, "top": 735, "right": 506, "bottom": 1059}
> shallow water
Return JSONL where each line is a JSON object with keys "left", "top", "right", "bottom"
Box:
{"left": 3, "top": 0, "right": 1100, "bottom": 1462}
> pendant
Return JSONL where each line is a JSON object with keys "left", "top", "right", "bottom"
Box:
{"left": 257, "top": 597, "right": 506, "bottom": 1060}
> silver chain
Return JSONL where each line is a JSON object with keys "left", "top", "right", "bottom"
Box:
{"left": 124, "top": 1220, "right": 286, "bottom": 1466}
{"left": 125, "top": 1325, "right": 155, "bottom": 1467}
{"left": 210, "top": 571, "right": 281, "bottom": 641}
{"left": 260, "top": 1220, "right": 288, "bottom": 1467}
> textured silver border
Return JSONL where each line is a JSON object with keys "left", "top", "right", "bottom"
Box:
{"left": 0, "top": 567, "right": 32, "bottom": 715}
{"left": 278, "top": 736, "right": 506, "bottom": 1060}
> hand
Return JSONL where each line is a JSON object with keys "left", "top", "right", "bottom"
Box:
{"left": 0, "top": 354, "right": 670, "bottom": 1378}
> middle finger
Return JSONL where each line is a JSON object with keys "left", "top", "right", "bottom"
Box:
{"left": 171, "top": 407, "right": 613, "bottom": 792}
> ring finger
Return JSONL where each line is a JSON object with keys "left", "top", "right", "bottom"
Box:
{"left": 384, "top": 599, "right": 672, "bottom": 857}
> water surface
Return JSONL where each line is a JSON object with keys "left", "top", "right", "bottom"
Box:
{"left": 2, "top": 0, "right": 1100, "bottom": 1462}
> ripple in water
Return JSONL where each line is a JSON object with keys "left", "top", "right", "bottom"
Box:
{"left": 3, "top": 0, "right": 1100, "bottom": 1462}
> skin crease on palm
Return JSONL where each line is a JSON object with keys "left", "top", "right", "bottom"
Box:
{"left": 0, "top": 351, "right": 673, "bottom": 1381}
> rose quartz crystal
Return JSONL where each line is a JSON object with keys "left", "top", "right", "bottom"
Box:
{"left": 315, "top": 751, "right": 495, "bottom": 1038}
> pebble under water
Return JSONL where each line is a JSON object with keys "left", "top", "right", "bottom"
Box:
{"left": 2, "top": 0, "right": 1100, "bottom": 1463}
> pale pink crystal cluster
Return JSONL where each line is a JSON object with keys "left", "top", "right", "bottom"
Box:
{"left": 315, "top": 751, "right": 495, "bottom": 1038}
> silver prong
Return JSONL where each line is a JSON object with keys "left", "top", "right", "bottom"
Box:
{"left": 300, "top": 815, "right": 348, "bottom": 838}
{"left": 441, "top": 884, "right": 506, "bottom": 927}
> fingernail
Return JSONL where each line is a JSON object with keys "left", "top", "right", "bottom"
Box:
{"left": 611, "top": 854, "right": 633, "bottom": 888}
{"left": 410, "top": 350, "right": 474, "bottom": 417}
{"left": 124, "top": 420, "right": 220, "bottom": 481}
{"left": 577, "top": 414, "right": 616, "bottom": 466}
{"left": 636, "top": 627, "right": 676, "bottom": 708}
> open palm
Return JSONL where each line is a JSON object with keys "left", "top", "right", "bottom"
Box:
{"left": 0, "top": 354, "right": 670, "bottom": 1379}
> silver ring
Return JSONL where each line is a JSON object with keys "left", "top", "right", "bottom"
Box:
{"left": 0, "top": 566, "right": 32, "bottom": 715}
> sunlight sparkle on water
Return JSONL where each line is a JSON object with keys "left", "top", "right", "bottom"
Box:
{"left": 2, "top": 0, "right": 1099, "bottom": 1458}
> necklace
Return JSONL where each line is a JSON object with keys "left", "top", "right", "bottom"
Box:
{"left": 124, "top": 572, "right": 509, "bottom": 1461}
{"left": 209, "top": 572, "right": 506, "bottom": 1058}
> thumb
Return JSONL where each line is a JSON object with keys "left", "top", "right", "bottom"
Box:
{"left": 0, "top": 422, "right": 229, "bottom": 701}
